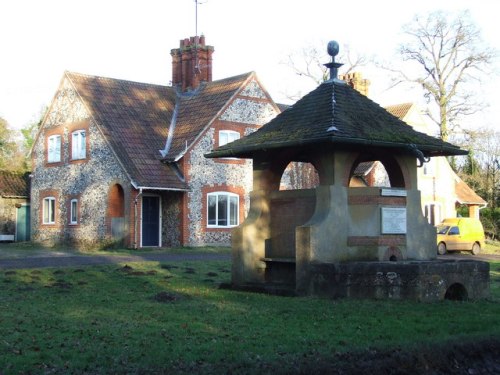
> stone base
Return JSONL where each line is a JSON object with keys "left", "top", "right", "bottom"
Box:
{"left": 306, "top": 260, "right": 490, "bottom": 302}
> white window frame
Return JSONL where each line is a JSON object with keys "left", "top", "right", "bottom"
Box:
{"left": 207, "top": 192, "right": 239, "bottom": 228}
{"left": 70, "top": 199, "right": 78, "bottom": 225}
{"left": 423, "top": 158, "right": 434, "bottom": 176}
{"left": 424, "top": 203, "right": 441, "bottom": 226}
{"left": 47, "top": 135, "right": 61, "bottom": 163}
{"left": 219, "top": 130, "right": 240, "bottom": 147}
{"left": 71, "top": 130, "right": 86, "bottom": 160}
{"left": 43, "top": 197, "right": 56, "bottom": 224}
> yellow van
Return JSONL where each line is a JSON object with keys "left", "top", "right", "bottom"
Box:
{"left": 436, "top": 218, "right": 485, "bottom": 255}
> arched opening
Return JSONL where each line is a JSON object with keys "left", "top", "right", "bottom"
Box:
{"left": 348, "top": 154, "right": 406, "bottom": 188}
{"left": 108, "top": 184, "right": 125, "bottom": 217}
{"left": 108, "top": 184, "right": 125, "bottom": 242}
{"left": 444, "top": 283, "right": 468, "bottom": 301}
{"left": 280, "top": 162, "right": 320, "bottom": 190}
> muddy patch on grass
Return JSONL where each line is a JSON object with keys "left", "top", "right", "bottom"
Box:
{"left": 152, "top": 291, "right": 180, "bottom": 303}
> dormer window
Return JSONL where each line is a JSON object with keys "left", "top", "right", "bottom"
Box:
{"left": 47, "top": 135, "right": 61, "bottom": 163}
{"left": 219, "top": 130, "right": 240, "bottom": 147}
{"left": 71, "top": 130, "right": 87, "bottom": 160}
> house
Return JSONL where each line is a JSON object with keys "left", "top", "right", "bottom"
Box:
{"left": 0, "top": 170, "right": 30, "bottom": 242}
{"left": 341, "top": 73, "right": 486, "bottom": 224}
{"left": 385, "top": 103, "right": 487, "bottom": 223}
{"left": 30, "top": 36, "right": 280, "bottom": 248}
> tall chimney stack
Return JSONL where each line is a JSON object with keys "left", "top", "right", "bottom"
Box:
{"left": 171, "top": 35, "right": 214, "bottom": 91}
{"left": 339, "top": 72, "right": 371, "bottom": 96}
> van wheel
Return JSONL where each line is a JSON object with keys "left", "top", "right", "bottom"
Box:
{"left": 471, "top": 242, "right": 481, "bottom": 255}
{"left": 437, "top": 242, "right": 447, "bottom": 255}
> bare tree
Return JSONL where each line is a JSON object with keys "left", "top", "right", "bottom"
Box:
{"left": 387, "top": 11, "right": 496, "bottom": 141}
{"left": 282, "top": 43, "right": 369, "bottom": 101}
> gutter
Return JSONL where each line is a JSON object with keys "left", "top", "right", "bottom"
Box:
{"left": 206, "top": 135, "right": 467, "bottom": 159}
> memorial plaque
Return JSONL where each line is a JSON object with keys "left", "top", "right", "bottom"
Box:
{"left": 381, "top": 207, "right": 407, "bottom": 234}
{"left": 381, "top": 188, "right": 407, "bottom": 197}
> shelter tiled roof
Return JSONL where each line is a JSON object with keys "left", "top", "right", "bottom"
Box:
{"left": 206, "top": 80, "right": 466, "bottom": 159}
{"left": 0, "top": 171, "right": 29, "bottom": 198}
{"left": 67, "top": 71, "right": 254, "bottom": 190}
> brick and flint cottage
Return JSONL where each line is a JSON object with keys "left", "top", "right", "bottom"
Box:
{"left": 30, "top": 36, "right": 280, "bottom": 248}
{"left": 0, "top": 170, "right": 30, "bottom": 242}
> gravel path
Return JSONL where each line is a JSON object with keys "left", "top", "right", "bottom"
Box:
{"left": 0, "top": 250, "right": 230, "bottom": 270}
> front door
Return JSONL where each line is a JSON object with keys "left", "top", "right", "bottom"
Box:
{"left": 142, "top": 196, "right": 160, "bottom": 247}
{"left": 16, "top": 205, "right": 31, "bottom": 242}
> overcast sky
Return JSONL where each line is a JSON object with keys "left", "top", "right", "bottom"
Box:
{"left": 1, "top": 0, "right": 498, "bottom": 131}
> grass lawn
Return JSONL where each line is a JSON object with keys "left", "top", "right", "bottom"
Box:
{"left": 1, "top": 258, "right": 499, "bottom": 374}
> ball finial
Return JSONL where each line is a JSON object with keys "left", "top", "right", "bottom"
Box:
{"left": 327, "top": 40, "right": 339, "bottom": 57}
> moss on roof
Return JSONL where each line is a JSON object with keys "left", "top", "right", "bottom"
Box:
{"left": 206, "top": 80, "right": 466, "bottom": 159}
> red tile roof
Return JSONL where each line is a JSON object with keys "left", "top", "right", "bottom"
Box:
{"left": 66, "top": 71, "right": 253, "bottom": 190}
{"left": 455, "top": 177, "right": 487, "bottom": 205}
{"left": 0, "top": 171, "right": 29, "bottom": 198}
{"left": 385, "top": 103, "right": 413, "bottom": 120}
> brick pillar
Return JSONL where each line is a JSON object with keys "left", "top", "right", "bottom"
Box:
{"left": 339, "top": 72, "right": 371, "bottom": 96}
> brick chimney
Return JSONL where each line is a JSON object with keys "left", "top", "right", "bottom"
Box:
{"left": 171, "top": 35, "right": 214, "bottom": 91}
{"left": 339, "top": 72, "right": 371, "bottom": 96}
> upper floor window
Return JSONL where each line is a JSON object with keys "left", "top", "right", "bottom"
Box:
{"left": 423, "top": 159, "right": 434, "bottom": 176}
{"left": 47, "top": 135, "right": 61, "bottom": 163}
{"left": 43, "top": 197, "right": 56, "bottom": 224}
{"left": 219, "top": 130, "right": 240, "bottom": 147}
{"left": 207, "top": 192, "right": 239, "bottom": 228}
{"left": 70, "top": 199, "right": 78, "bottom": 225}
{"left": 71, "top": 130, "right": 86, "bottom": 160}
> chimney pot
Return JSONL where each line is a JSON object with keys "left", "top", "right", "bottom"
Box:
{"left": 171, "top": 35, "right": 214, "bottom": 92}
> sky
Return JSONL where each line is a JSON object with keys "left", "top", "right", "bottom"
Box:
{"left": 1, "top": 0, "right": 499, "bottom": 132}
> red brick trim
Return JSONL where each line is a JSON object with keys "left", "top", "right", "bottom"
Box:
{"left": 39, "top": 189, "right": 61, "bottom": 228}
{"left": 201, "top": 185, "right": 245, "bottom": 232}
{"left": 348, "top": 235, "right": 406, "bottom": 246}
{"left": 66, "top": 194, "right": 81, "bottom": 227}
{"left": 234, "top": 95, "right": 271, "bottom": 104}
{"left": 44, "top": 128, "right": 63, "bottom": 167}
{"left": 68, "top": 121, "right": 90, "bottom": 165}
{"left": 211, "top": 121, "right": 260, "bottom": 164}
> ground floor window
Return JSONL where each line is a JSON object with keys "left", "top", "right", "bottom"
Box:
{"left": 70, "top": 199, "right": 78, "bottom": 224}
{"left": 43, "top": 197, "right": 56, "bottom": 224}
{"left": 424, "top": 203, "right": 441, "bottom": 226}
{"left": 207, "top": 192, "right": 239, "bottom": 228}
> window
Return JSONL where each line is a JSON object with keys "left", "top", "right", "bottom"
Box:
{"left": 449, "top": 226, "right": 460, "bottom": 235}
{"left": 423, "top": 159, "right": 434, "bottom": 175}
{"left": 219, "top": 130, "right": 240, "bottom": 147}
{"left": 43, "top": 197, "right": 56, "bottom": 224}
{"left": 72, "top": 130, "right": 86, "bottom": 160}
{"left": 47, "top": 135, "right": 61, "bottom": 163}
{"left": 424, "top": 203, "right": 440, "bottom": 226}
{"left": 207, "top": 192, "right": 239, "bottom": 228}
{"left": 70, "top": 199, "right": 78, "bottom": 224}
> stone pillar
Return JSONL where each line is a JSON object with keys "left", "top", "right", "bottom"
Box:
{"left": 231, "top": 158, "right": 283, "bottom": 286}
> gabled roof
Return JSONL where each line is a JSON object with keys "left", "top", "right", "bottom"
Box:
{"left": 0, "top": 171, "right": 29, "bottom": 198}
{"left": 385, "top": 102, "right": 413, "bottom": 120}
{"left": 455, "top": 177, "right": 487, "bottom": 205}
{"left": 164, "top": 72, "right": 256, "bottom": 160}
{"left": 206, "top": 80, "right": 466, "bottom": 159}
{"left": 66, "top": 71, "right": 254, "bottom": 190}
